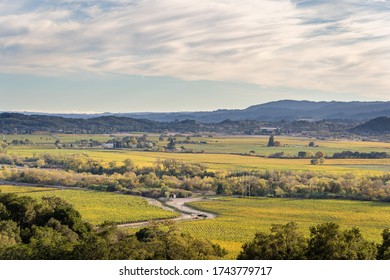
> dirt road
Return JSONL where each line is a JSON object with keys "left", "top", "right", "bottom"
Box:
{"left": 0, "top": 181, "right": 216, "bottom": 228}
{"left": 118, "top": 196, "right": 216, "bottom": 228}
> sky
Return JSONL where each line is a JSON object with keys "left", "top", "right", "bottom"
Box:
{"left": 0, "top": 0, "right": 389, "bottom": 113}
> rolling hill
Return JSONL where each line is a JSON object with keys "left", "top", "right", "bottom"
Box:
{"left": 351, "top": 117, "right": 390, "bottom": 135}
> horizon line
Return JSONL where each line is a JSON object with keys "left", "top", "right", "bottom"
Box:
{"left": 1, "top": 99, "right": 388, "bottom": 115}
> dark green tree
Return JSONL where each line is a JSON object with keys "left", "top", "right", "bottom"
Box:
{"left": 306, "top": 222, "right": 376, "bottom": 260}
{"left": 167, "top": 137, "right": 176, "bottom": 150}
{"left": 267, "top": 135, "right": 275, "bottom": 147}
{"left": 238, "top": 222, "right": 307, "bottom": 260}
{"left": 377, "top": 229, "right": 390, "bottom": 259}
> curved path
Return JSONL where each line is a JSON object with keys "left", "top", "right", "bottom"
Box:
{"left": 0, "top": 180, "right": 216, "bottom": 228}
{"left": 118, "top": 196, "right": 216, "bottom": 228}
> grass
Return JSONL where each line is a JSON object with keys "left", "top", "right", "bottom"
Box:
{"left": 9, "top": 146, "right": 390, "bottom": 174}
{"left": 180, "top": 197, "right": 390, "bottom": 259}
{"left": 2, "top": 133, "right": 113, "bottom": 145}
{"left": 6, "top": 133, "right": 389, "bottom": 174}
{"left": 169, "top": 135, "right": 390, "bottom": 156}
{"left": 3, "top": 134, "right": 390, "bottom": 258}
{"left": 0, "top": 185, "right": 178, "bottom": 225}
{"left": 6, "top": 134, "right": 390, "bottom": 155}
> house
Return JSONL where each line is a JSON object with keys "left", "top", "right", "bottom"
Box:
{"left": 102, "top": 143, "right": 114, "bottom": 149}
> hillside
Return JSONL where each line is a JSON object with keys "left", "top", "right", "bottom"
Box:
{"left": 5, "top": 100, "right": 389, "bottom": 123}
{"left": 0, "top": 113, "right": 159, "bottom": 134}
{"left": 351, "top": 117, "right": 390, "bottom": 135}
{"left": 0, "top": 112, "right": 354, "bottom": 136}
{"left": 82, "top": 100, "right": 390, "bottom": 122}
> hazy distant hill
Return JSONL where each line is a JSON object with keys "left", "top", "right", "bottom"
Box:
{"left": 0, "top": 113, "right": 159, "bottom": 134}
{"left": 130, "top": 100, "right": 388, "bottom": 122}
{"left": 0, "top": 112, "right": 354, "bottom": 136}
{"left": 351, "top": 117, "right": 390, "bottom": 135}
{"left": 6, "top": 100, "right": 389, "bottom": 123}
{"left": 83, "top": 100, "right": 390, "bottom": 122}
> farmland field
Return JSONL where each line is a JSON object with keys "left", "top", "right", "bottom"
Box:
{"left": 180, "top": 197, "right": 390, "bottom": 258}
{"left": 5, "top": 134, "right": 390, "bottom": 156}
{"left": 0, "top": 185, "right": 178, "bottom": 225}
{"left": 3, "top": 134, "right": 390, "bottom": 259}
{"left": 5, "top": 134, "right": 389, "bottom": 174}
{"left": 8, "top": 146, "right": 390, "bottom": 173}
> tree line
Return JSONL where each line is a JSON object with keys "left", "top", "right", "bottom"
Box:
{"left": 238, "top": 222, "right": 390, "bottom": 260}
{"left": 1, "top": 193, "right": 389, "bottom": 260}
{"left": 1, "top": 153, "right": 390, "bottom": 201}
{"left": 0, "top": 113, "right": 356, "bottom": 136}
{"left": 0, "top": 193, "right": 226, "bottom": 260}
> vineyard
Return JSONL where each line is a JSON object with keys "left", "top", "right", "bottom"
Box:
{"left": 2, "top": 133, "right": 390, "bottom": 259}
{"left": 0, "top": 185, "right": 178, "bottom": 225}
{"left": 181, "top": 197, "right": 390, "bottom": 258}
{"left": 8, "top": 146, "right": 390, "bottom": 173}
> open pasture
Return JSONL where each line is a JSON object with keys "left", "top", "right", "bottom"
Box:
{"left": 9, "top": 145, "right": 390, "bottom": 173}
{"left": 0, "top": 185, "right": 178, "bottom": 225}
{"left": 178, "top": 136, "right": 390, "bottom": 156}
{"left": 5, "top": 134, "right": 390, "bottom": 156}
{"left": 181, "top": 197, "right": 390, "bottom": 258}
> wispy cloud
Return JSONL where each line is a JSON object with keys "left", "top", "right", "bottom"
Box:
{"left": 0, "top": 0, "right": 389, "bottom": 99}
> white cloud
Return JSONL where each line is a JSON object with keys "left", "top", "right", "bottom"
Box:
{"left": 0, "top": 0, "right": 389, "bottom": 99}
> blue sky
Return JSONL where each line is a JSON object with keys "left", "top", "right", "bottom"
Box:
{"left": 0, "top": 0, "right": 389, "bottom": 113}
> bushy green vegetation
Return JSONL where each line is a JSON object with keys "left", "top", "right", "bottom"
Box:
{"left": 0, "top": 193, "right": 226, "bottom": 260}
{"left": 1, "top": 155, "right": 389, "bottom": 202}
{"left": 182, "top": 197, "right": 390, "bottom": 258}
{"left": 1, "top": 133, "right": 389, "bottom": 260}
{"left": 0, "top": 186, "right": 177, "bottom": 225}
{"left": 0, "top": 112, "right": 356, "bottom": 136}
{"left": 238, "top": 222, "right": 382, "bottom": 260}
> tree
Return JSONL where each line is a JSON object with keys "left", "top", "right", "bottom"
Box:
{"left": 36, "top": 159, "right": 45, "bottom": 168}
{"left": 315, "top": 151, "right": 324, "bottom": 158}
{"left": 298, "top": 151, "right": 307, "bottom": 158}
{"left": 0, "top": 142, "right": 8, "bottom": 153}
{"left": 122, "top": 159, "right": 135, "bottom": 172}
{"left": 267, "top": 135, "right": 275, "bottom": 147}
{"left": 274, "top": 141, "right": 281, "bottom": 147}
{"left": 238, "top": 222, "right": 307, "bottom": 260}
{"left": 311, "top": 151, "right": 325, "bottom": 165}
{"left": 308, "top": 141, "right": 315, "bottom": 147}
{"left": 167, "top": 137, "right": 176, "bottom": 150}
{"left": 377, "top": 228, "right": 390, "bottom": 259}
{"left": 136, "top": 221, "right": 226, "bottom": 260}
{"left": 0, "top": 220, "right": 21, "bottom": 248}
{"left": 306, "top": 222, "right": 376, "bottom": 260}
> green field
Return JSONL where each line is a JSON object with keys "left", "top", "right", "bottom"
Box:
{"left": 0, "top": 185, "right": 178, "bottom": 225}
{"left": 6, "top": 134, "right": 389, "bottom": 174}
{"left": 2, "top": 185, "right": 390, "bottom": 259}
{"left": 8, "top": 146, "right": 390, "bottom": 174}
{"left": 181, "top": 197, "right": 390, "bottom": 258}
{"left": 5, "top": 134, "right": 390, "bottom": 156}
{"left": 3, "top": 134, "right": 390, "bottom": 259}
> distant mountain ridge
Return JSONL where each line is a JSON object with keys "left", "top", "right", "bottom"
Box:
{"left": 0, "top": 112, "right": 355, "bottom": 136}
{"left": 2, "top": 100, "right": 389, "bottom": 123}
{"left": 351, "top": 117, "right": 390, "bottom": 135}
{"left": 2, "top": 111, "right": 390, "bottom": 136}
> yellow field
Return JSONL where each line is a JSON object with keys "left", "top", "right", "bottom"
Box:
{"left": 9, "top": 146, "right": 390, "bottom": 173}
{"left": 180, "top": 197, "right": 390, "bottom": 259}
{"left": 0, "top": 185, "right": 178, "bottom": 225}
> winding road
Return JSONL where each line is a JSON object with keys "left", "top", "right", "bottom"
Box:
{"left": 118, "top": 196, "right": 217, "bottom": 228}
{"left": 0, "top": 180, "right": 216, "bottom": 228}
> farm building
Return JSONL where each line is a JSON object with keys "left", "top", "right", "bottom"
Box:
{"left": 102, "top": 143, "right": 114, "bottom": 149}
